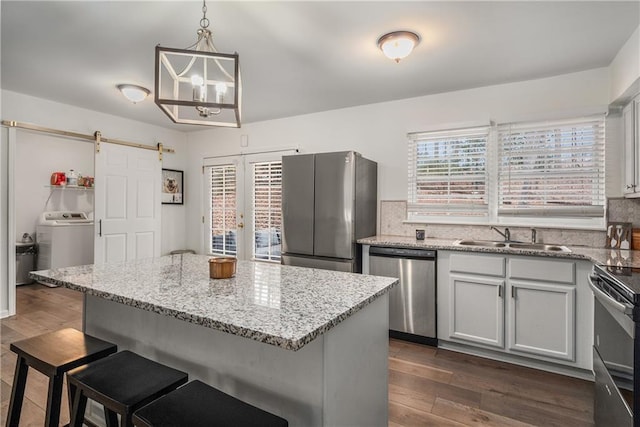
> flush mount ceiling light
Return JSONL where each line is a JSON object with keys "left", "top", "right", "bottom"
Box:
{"left": 117, "top": 84, "right": 151, "bottom": 103}
{"left": 155, "top": 0, "right": 241, "bottom": 127}
{"left": 377, "top": 31, "right": 420, "bottom": 63}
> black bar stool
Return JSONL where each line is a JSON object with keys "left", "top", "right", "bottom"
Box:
{"left": 132, "top": 380, "right": 288, "bottom": 427}
{"left": 67, "top": 350, "right": 188, "bottom": 427}
{"left": 6, "top": 327, "right": 117, "bottom": 427}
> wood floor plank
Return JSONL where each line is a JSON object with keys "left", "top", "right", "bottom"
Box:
{"left": 389, "top": 383, "right": 435, "bottom": 413}
{"left": 389, "top": 401, "right": 466, "bottom": 427}
{"left": 389, "top": 356, "right": 453, "bottom": 384}
{"left": 480, "top": 390, "right": 594, "bottom": 426}
{"left": 450, "top": 368, "right": 593, "bottom": 412}
{"left": 0, "top": 380, "right": 12, "bottom": 404}
{"left": 389, "top": 369, "right": 482, "bottom": 409}
{"left": 432, "top": 397, "right": 534, "bottom": 427}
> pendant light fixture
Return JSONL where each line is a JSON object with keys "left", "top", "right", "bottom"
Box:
{"left": 377, "top": 31, "right": 420, "bottom": 63}
{"left": 155, "top": 0, "right": 241, "bottom": 127}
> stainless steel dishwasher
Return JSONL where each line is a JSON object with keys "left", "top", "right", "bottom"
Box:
{"left": 368, "top": 246, "right": 437, "bottom": 346}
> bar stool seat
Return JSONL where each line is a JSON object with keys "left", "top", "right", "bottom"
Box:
{"left": 6, "top": 327, "right": 117, "bottom": 427}
{"left": 67, "top": 350, "right": 188, "bottom": 427}
{"left": 132, "top": 380, "right": 288, "bottom": 427}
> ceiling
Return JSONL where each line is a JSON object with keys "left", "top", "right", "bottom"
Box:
{"left": 2, "top": 1, "right": 639, "bottom": 131}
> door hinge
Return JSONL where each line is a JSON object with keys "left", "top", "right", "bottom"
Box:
{"left": 202, "top": 166, "right": 205, "bottom": 174}
{"left": 511, "top": 287, "right": 516, "bottom": 298}
{"left": 202, "top": 216, "right": 205, "bottom": 223}
{"left": 157, "top": 143, "right": 163, "bottom": 161}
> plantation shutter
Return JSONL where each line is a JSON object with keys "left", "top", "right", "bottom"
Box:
{"left": 251, "top": 161, "right": 282, "bottom": 262}
{"left": 209, "top": 164, "right": 237, "bottom": 255}
{"left": 497, "top": 116, "right": 605, "bottom": 217}
{"left": 407, "top": 126, "right": 489, "bottom": 217}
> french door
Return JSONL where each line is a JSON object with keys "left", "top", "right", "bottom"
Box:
{"left": 204, "top": 151, "right": 288, "bottom": 262}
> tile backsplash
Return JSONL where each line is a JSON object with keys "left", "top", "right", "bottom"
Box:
{"left": 379, "top": 198, "right": 640, "bottom": 248}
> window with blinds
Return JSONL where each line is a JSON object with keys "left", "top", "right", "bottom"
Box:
{"left": 497, "top": 116, "right": 605, "bottom": 217}
{"left": 209, "top": 164, "right": 237, "bottom": 256}
{"left": 408, "top": 126, "right": 489, "bottom": 217}
{"left": 252, "top": 161, "right": 282, "bottom": 262}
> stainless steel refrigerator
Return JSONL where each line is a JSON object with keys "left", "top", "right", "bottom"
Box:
{"left": 281, "top": 151, "right": 377, "bottom": 273}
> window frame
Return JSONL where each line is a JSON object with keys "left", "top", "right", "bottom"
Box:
{"left": 406, "top": 115, "right": 606, "bottom": 230}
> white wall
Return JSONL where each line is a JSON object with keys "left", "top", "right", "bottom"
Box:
{"left": 184, "top": 68, "right": 613, "bottom": 251}
{"left": 610, "top": 25, "right": 640, "bottom": 103}
{"left": 14, "top": 131, "right": 95, "bottom": 239}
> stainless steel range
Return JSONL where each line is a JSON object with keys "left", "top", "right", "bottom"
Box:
{"left": 589, "top": 264, "right": 640, "bottom": 427}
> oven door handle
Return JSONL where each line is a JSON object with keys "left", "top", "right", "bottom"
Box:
{"left": 589, "top": 274, "right": 634, "bottom": 316}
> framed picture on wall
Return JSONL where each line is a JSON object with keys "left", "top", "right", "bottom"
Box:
{"left": 162, "top": 168, "right": 183, "bottom": 205}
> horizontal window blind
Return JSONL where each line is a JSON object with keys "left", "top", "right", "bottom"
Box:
{"left": 252, "top": 161, "right": 282, "bottom": 262}
{"left": 209, "top": 164, "right": 237, "bottom": 256}
{"left": 497, "top": 116, "right": 605, "bottom": 217}
{"left": 408, "top": 126, "right": 489, "bottom": 217}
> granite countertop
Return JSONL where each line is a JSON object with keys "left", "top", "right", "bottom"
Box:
{"left": 30, "top": 255, "right": 398, "bottom": 351}
{"left": 358, "top": 235, "right": 640, "bottom": 268}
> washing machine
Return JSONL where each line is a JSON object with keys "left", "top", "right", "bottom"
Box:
{"left": 36, "top": 211, "right": 94, "bottom": 271}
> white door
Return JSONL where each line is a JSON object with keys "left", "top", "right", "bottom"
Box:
{"left": 94, "top": 143, "right": 161, "bottom": 264}
{"left": 203, "top": 151, "right": 288, "bottom": 261}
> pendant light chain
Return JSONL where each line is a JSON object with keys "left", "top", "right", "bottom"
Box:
{"left": 200, "top": 0, "right": 210, "bottom": 30}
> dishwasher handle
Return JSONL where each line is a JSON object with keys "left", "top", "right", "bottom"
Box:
{"left": 369, "top": 246, "right": 436, "bottom": 260}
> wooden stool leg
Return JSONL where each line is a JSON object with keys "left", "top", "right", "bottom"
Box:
{"left": 69, "top": 388, "right": 87, "bottom": 427}
{"left": 6, "top": 356, "right": 29, "bottom": 427}
{"left": 67, "top": 382, "right": 77, "bottom": 421}
{"left": 122, "top": 412, "right": 134, "bottom": 427}
{"left": 44, "top": 373, "right": 64, "bottom": 427}
{"left": 104, "top": 408, "right": 119, "bottom": 427}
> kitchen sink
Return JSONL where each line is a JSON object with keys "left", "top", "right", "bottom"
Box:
{"left": 454, "top": 239, "right": 571, "bottom": 253}
{"left": 507, "top": 242, "right": 571, "bottom": 252}
{"left": 456, "top": 240, "right": 507, "bottom": 248}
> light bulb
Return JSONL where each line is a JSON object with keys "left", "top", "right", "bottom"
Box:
{"left": 215, "top": 83, "right": 228, "bottom": 103}
{"left": 191, "top": 75, "right": 206, "bottom": 102}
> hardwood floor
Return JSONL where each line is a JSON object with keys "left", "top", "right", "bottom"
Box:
{"left": 1, "top": 284, "right": 594, "bottom": 426}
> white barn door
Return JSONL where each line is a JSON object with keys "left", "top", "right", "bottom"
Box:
{"left": 94, "top": 143, "right": 161, "bottom": 264}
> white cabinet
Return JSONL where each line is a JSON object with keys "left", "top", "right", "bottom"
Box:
{"left": 508, "top": 280, "right": 575, "bottom": 361}
{"left": 623, "top": 95, "right": 640, "bottom": 197}
{"left": 449, "top": 274, "right": 504, "bottom": 348}
{"left": 438, "top": 251, "right": 592, "bottom": 370}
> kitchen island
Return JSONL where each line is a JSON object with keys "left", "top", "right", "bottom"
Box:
{"left": 30, "top": 254, "right": 397, "bottom": 426}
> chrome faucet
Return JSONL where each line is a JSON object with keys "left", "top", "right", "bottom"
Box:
{"left": 490, "top": 226, "right": 510, "bottom": 242}
{"left": 531, "top": 228, "right": 537, "bottom": 244}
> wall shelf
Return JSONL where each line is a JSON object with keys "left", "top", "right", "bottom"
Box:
{"left": 46, "top": 185, "right": 93, "bottom": 191}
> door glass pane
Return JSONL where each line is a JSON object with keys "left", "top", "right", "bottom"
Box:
{"left": 209, "top": 164, "right": 237, "bottom": 256}
{"left": 252, "top": 161, "right": 282, "bottom": 262}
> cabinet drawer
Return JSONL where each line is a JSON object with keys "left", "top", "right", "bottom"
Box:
{"left": 509, "top": 258, "right": 575, "bottom": 284}
{"left": 450, "top": 253, "right": 505, "bottom": 277}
